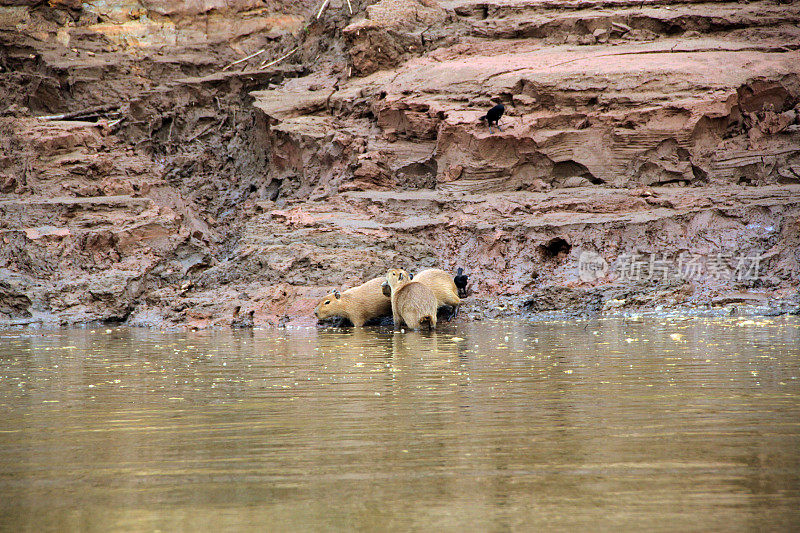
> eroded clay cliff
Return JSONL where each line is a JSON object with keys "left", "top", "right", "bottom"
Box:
{"left": 1, "top": 0, "right": 799, "bottom": 328}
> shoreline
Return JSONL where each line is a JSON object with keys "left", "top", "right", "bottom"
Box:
{"left": 3, "top": 297, "right": 797, "bottom": 331}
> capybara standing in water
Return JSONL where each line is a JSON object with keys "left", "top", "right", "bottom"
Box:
{"left": 385, "top": 268, "right": 438, "bottom": 330}
{"left": 381, "top": 267, "right": 462, "bottom": 319}
{"left": 381, "top": 268, "right": 461, "bottom": 310}
{"left": 313, "top": 277, "right": 391, "bottom": 327}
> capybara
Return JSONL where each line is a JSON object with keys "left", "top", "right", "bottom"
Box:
{"left": 385, "top": 268, "right": 438, "bottom": 330}
{"left": 413, "top": 268, "right": 461, "bottom": 311}
{"left": 313, "top": 277, "right": 391, "bottom": 327}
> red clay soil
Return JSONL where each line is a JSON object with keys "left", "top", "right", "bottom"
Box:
{"left": 1, "top": 0, "right": 799, "bottom": 328}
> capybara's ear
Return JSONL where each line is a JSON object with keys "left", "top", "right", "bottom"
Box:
{"left": 334, "top": 290, "right": 341, "bottom": 299}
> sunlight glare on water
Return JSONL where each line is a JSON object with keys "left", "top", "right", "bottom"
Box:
{"left": 1, "top": 317, "right": 799, "bottom": 531}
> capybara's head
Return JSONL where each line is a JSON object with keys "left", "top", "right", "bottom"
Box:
{"left": 385, "top": 268, "right": 411, "bottom": 290}
{"left": 314, "top": 289, "right": 343, "bottom": 320}
{"left": 382, "top": 271, "right": 412, "bottom": 297}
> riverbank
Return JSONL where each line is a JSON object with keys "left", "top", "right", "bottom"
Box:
{"left": 1, "top": 0, "right": 799, "bottom": 329}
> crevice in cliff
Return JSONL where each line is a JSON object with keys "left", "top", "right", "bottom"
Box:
{"left": 539, "top": 238, "right": 572, "bottom": 261}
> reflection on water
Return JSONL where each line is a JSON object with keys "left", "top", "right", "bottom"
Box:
{"left": 1, "top": 318, "right": 799, "bottom": 531}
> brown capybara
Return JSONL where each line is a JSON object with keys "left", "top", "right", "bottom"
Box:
{"left": 381, "top": 268, "right": 461, "bottom": 306}
{"left": 313, "top": 277, "right": 391, "bottom": 327}
{"left": 385, "top": 268, "right": 438, "bottom": 330}
{"left": 413, "top": 268, "right": 461, "bottom": 310}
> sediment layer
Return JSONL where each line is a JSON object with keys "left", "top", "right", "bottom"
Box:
{"left": 1, "top": 0, "right": 798, "bottom": 328}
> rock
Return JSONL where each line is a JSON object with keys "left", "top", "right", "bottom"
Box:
{"left": 512, "top": 94, "right": 538, "bottom": 108}
{"left": 604, "top": 298, "right": 626, "bottom": 310}
{"left": 343, "top": 0, "right": 448, "bottom": 76}
{"left": 561, "top": 176, "right": 593, "bottom": 188}
{"left": 625, "top": 29, "right": 658, "bottom": 41}
{"left": 528, "top": 178, "right": 551, "bottom": 192}
{"left": 771, "top": 110, "right": 797, "bottom": 132}
{"left": 0, "top": 175, "right": 16, "bottom": 194}
{"left": 593, "top": 28, "right": 609, "bottom": 43}
{"left": 0, "top": 270, "right": 32, "bottom": 319}
{"left": 711, "top": 292, "right": 770, "bottom": 306}
{"left": 611, "top": 22, "right": 632, "bottom": 35}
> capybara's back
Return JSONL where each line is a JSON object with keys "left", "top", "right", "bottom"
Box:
{"left": 395, "top": 281, "right": 438, "bottom": 330}
{"left": 414, "top": 268, "right": 461, "bottom": 308}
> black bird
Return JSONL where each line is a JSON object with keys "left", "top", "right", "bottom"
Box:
{"left": 479, "top": 103, "right": 505, "bottom": 132}
{"left": 454, "top": 267, "right": 469, "bottom": 299}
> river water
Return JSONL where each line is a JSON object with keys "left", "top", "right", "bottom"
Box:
{"left": 1, "top": 317, "right": 799, "bottom": 531}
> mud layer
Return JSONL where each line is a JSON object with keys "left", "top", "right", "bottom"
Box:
{"left": 1, "top": 0, "right": 799, "bottom": 328}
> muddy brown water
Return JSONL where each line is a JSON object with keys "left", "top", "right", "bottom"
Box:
{"left": 1, "top": 318, "right": 799, "bottom": 531}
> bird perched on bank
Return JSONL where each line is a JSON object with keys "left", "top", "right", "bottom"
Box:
{"left": 454, "top": 267, "right": 469, "bottom": 298}
{"left": 479, "top": 103, "right": 505, "bottom": 132}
